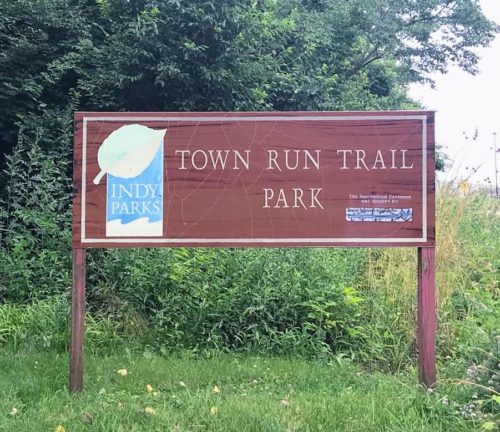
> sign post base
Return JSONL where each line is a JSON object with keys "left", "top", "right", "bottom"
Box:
{"left": 69, "top": 247, "right": 86, "bottom": 392}
{"left": 417, "top": 246, "right": 436, "bottom": 387}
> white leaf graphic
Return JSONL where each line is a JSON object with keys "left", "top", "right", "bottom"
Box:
{"left": 93, "top": 124, "right": 167, "bottom": 185}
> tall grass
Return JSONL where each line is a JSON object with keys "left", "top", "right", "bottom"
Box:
{"left": 0, "top": 295, "right": 123, "bottom": 352}
{"left": 361, "top": 184, "right": 499, "bottom": 370}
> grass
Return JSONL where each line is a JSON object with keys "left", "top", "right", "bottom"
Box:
{"left": 0, "top": 348, "right": 493, "bottom": 432}
{"left": 361, "top": 189, "right": 499, "bottom": 369}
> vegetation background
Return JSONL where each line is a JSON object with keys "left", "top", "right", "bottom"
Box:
{"left": 0, "top": 0, "right": 498, "bottom": 430}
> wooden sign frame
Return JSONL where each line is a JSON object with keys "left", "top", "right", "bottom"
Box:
{"left": 70, "top": 111, "right": 436, "bottom": 391}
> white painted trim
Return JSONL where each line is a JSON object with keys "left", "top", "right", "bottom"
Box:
{"left": 85, "top": 115, "right": 427, "bottom": 122}
{"left": 81, "top": 118, "right": 87, "bottom": 240}
{"left": 80, "top": 237, "right": 427, "bottom": 244}
{"left": 80, "top": 114, "right": 429, "bottom": 245}
{"left": 422, "top": 117, "right": 428, "bottom": 241}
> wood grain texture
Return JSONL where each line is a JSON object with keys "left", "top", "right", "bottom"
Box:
{"left": 69, "top": 248, "right": 86, "bottom": 392}
{"left": 418, "top": 246, "right": 437, "bottom": 387}
{"left": 73, "top": 111, "right": 435, "bottom": 248}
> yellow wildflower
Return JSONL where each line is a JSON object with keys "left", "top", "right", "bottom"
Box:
{"left": 117, "top": 369, "right": 128, "bottom": 376}
{"left": 210, "top": 406, "right": 218, "bottom": 416}
{"left": 212, "top": 385, "right": 221, "bottom": 394}
{"left": 55, "top": 426, "right": 65, "bottom": 432}
{"left": 459, "top": 180, "right": 470, "bottom": 195}
{"left": 146, "top": 384, "right": 153, "bottom": 393}
{"left": 10, "top": 407, "right": 18, "bottom": 416}
{"left": 144, "top": 406, "right": 156, "bottom": 415}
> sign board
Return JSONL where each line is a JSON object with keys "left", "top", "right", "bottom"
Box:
{"left": 73, "top": 111, "right": 435, "bottom": 248}
{"left": 70, "top": 111, "right": 437, "bottom": 392}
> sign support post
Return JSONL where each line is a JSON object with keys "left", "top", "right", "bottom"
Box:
{"left": 69, "top": 247, "right": 86, "bottom": 392}
{"left": 417, "top": 246, "right": 436, "bottom": 387}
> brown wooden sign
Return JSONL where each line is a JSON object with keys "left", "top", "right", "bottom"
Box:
{"left": 70, "top": 111, "right": 437, "bottom": 392}
{"left": 73, "top": 111, "right": 435, "bottom": 248}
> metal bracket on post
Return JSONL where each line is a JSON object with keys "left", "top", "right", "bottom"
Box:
{"left": 69, "top": 247, "right": 86, "bottom": 392}
{"left": 417, "top": 246, "right": 436, "bottom": 387}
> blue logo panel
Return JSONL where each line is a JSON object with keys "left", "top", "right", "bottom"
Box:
{"left": 106, "top": 145, "right": 163, "bottom": 236}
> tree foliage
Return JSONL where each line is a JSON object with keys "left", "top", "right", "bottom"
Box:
{"left": 0, "top": 0, "right": 497, "bottom": 160}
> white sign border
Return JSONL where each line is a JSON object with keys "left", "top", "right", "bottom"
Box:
{"left": 80, "top": 115, "right": 428, "bottom": 245}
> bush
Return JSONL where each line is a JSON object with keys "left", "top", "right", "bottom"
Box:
{"left": 151, "top": 248, "right": 367, "bottom": 356}
{"left": 0, "top": 109, "right": 73, "bottom": 302}
{"left": 84, "top": 247, "right": 368, "bottom": 356}
{"left": 0, "top": 246, "right": 369, "bottom": 357}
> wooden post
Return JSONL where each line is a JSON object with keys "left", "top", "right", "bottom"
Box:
{"left": 69, "top": 248, "right": 86, "bottom": 392}
{"left": 417, "top": 246, "right": 436, "bottom": 387}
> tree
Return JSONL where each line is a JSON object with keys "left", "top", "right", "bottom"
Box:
{"left": 1, "top": 0, "right": 497, "bottom": 159}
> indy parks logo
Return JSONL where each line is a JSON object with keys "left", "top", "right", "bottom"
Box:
{"left": 93, "top": 124, "right": 167, "bottom": 237}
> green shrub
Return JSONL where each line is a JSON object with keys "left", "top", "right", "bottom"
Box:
{"left": 150, "top": 248, "right": 367, "bottom": 356}
{"left": 0, "top": 111, "right": 73, "bottom": 302}
{"left": 84, "top": 247, "right": 367, "bottom": 356}
{"left": 0, "top": 247, "right": 368, "bottom": 356}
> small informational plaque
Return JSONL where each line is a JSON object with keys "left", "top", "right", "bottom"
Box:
{"left": 73, "top": 111, "right": 435, "bottom": 248}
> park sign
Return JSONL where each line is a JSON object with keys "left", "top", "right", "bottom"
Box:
{"left": 70, "top": 111, "right": 437, "bottom": 392}
{"left": 73, "top": 111, "right": 435, "bottom": 248}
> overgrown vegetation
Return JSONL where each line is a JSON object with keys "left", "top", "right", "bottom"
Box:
{"left": 1, "top": 188, "right": 497, "bottom": 368}
{"left": 0, "top": 0, "right": 499, "bottom": 430}
{"left": 361, "top": 188, "right": 499, "bottom": 372}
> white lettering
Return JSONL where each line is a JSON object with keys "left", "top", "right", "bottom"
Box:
{"left": 152, "top": 200, "right": 161, "bottom": 214}
{"left": 303, "top": 149, "right": 321, "bottom": 170}
{"left": 191, "top": 149, "right": 208, "bottom": 170}
{"left": 175, "top": 150, "right": 190, "bottom": 170}
{"left": 310, "top": 188, "right": 324, "bottom": 209}
{"left": 275, "top": 188, "right": 289, "bottom": 208}
{"left": 263, "top": 188, "right": 274, "bottom": 208}
{"left": 119, "top": 202, "right": 130, "bottom": 214}
{"left": 372, "top": 150, "right": 387, "bottom": 169}
{"left": 111, "top": 201, "right": 120, "bottom": 214}
{"left": 267, "top": 150, "right": 281, "bottom": 171}
{"left": 355, "top": 150, "right": 369, "bottom": 171}
{"left": 293, "top": 188, "right": 307, "bottom": 209}
{"left": 284, "top": 150, "right": 300, "bottom": 170}
{"left": 233, "top": 150, "right": 250, "bottom": 170}
{"left": 208, "top": 150, "right": 230, "bottom": 170}
{"left": 111, "top": 184, "right": 118, "bottom": 198}
{"left": 400, "top": 150, "right": 414, "bottom": 169}
{"left": 390, "top": 149, "right": 398, "bottom": 169}
{"left": 337, "top": 149, "right": 352, "bottom": 169}
{"left": 148, "top": 184, "right": 159, "bottom": 197}
{"left": 262, "top": 187, "right": 324, "bottom": 209}
{"left": 118, "top": 184, "right": 133, "bottom": 199}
